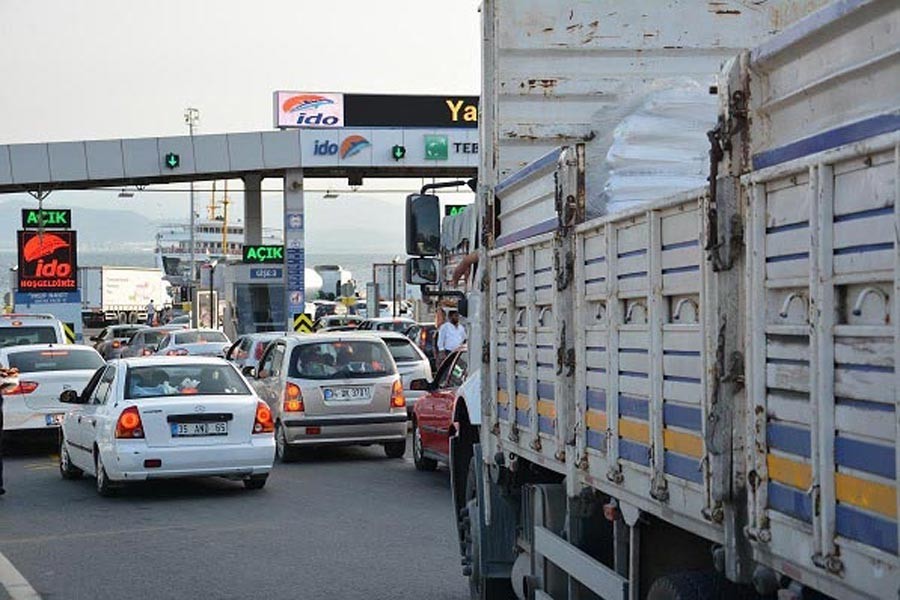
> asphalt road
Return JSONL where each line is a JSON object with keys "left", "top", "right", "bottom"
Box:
{"left": 0, "top": 436, "right": 469, "bottom": 600}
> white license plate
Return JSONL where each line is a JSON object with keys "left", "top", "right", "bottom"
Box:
{"left": 171, "top": 422, "right": 228, "bottom": 437}
{"left": 323, "top": 386, "right": 372, "bottom": 401}
{"left": 45, "top": 414, "right": 63, "bottom": 426}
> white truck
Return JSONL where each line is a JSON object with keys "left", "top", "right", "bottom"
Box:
{"left": 407, "top": 1, "right": 899, "bottom": 598}
{"left": 79, "top": 266, "right": 170, "bottom": 326}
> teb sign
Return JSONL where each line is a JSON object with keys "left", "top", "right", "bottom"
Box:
{"left": 21, "top": 209, "right": 72, "bottom": 229}
{"left": 17, "top": 230, "right": 78, "bottom": 291}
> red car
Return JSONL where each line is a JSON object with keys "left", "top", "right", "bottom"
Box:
{"left": 410, "top": 348, "right": 468, "bottom": 471}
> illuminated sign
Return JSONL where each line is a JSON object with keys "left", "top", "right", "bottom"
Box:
{"left": 21, "top": 209, "right": 71, "bottom": 229}
{"left": 17, "top": 230, "right": 78, "bottom": 291}
{"left": 242, "top": 244, "right": 284, "bottom": 264}
{"left": 274, "top": 92, "right": 478, "bottom": 129}
{"left": 164, "top": 153, "right": 180, "bottom": 169}
{"left": 274, "top": 92, "right": 345, "bottom": 128}
{"left": 444, "top": 204, "right": 468, "bottom": 217}
{"left": 425, "top": 135, "right": 449, "bottom": 160}
{"left": 391, "top": 145, "right": 406, "bottom": 160}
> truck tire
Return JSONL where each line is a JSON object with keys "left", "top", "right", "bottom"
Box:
{"left": 412, "top": 418, "right": 437, "bottom": 471}
{"left": 647, "top": 571, "right": 760, "bottom": 600}
{"left": 464, "top": 456, "right": 515, "bottom": 600}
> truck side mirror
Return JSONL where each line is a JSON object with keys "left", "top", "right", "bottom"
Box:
{"left": 406, "top": 258, "right": 440, "bottom": 285}
{"left": 457, "top": 297, "right": 469, "bottom": 318}
{"left": 405, "top": 193, "right": 441, "bottom": 256}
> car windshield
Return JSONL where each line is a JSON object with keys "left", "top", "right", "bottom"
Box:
{"left": 0, "top": 326, "right": 58, "bottom": 348}
{"left": 289, "top": 340, "right": 394, "bottom": 380}
{"left": 174, "top": 331, "right": 228, "bottom": 344}
{"left": 125, "top": 364, "right": 250, "bottom": 398}
{"left": 7, "top": 349, "right": 104, "bottom": 373}
{"left": 384, "top": 338, "right": 421, "bottom": 363}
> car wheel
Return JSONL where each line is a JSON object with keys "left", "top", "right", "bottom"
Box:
{"left": 59, "top": 439, "right": 83, "bottom": 480}
{"left": 275, "top": 423, "right": 299, "bottom": 463}
{"left": 95, "top": 452, "right": 116, "bottom": 497}
{"left": 412, "top": 419, "right": 437, "bottom": 471}
{"left": 244, "top": 474, "right": 268, "bottom": 490}
{"left": 384, "top": 440, "right": 406, "bottom": 459}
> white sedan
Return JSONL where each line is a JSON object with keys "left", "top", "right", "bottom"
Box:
{"left": 0, "top": 344, "right": 105, "bottom": 433}
{"left": 58, "top": 357, "right": 275, "bottom": 496}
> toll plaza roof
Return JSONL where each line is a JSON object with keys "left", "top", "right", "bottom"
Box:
{"left": 0, "top": 127, "right": 478, "bottom": 193}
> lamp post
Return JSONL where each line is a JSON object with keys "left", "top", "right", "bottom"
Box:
{"left": 208, "top": 259, "right": 218, "bottom": 329}
{"left": 391, "top": 256, "right": 401, "bottom": 318}
{"left": 184, "top": 107, "right": 200, "bottom": 302}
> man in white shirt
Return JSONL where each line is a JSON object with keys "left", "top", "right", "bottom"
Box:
{"left": 437, "top": 309, "right": 467, "bottom": 366}
{"left": 145, "top": 300, "right": 156, "bottom": 326}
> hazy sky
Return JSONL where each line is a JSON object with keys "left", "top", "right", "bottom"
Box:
{"left": 0, "top": 1, "right": 481, "bottom": 232}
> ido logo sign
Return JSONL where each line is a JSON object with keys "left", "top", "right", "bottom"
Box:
{"left": 312, "top": 135, "right": 371, "bottom": 159}
{"left": 17, "top": 230, "right": 78, "bottom": 291}
{"left": 275, "top": 92, "right": 344, "bottom": 128}
{"left": 242, "top": 244, "right": 284, "bottom": 264}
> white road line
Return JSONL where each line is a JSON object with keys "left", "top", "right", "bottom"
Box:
{"left": 0, "top": 552, "right": 41, "bottom": 600}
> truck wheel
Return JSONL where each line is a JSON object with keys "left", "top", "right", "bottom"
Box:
{"left": 463, "top": 456, "right": 514, "bottom": 600}
{"left": 412, "top": 418, "right": 437, "bottom": 471}
{"left": 647, "top": 571, "right": 759, "bottom": 600}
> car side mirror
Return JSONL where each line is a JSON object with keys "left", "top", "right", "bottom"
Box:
{"left": 405, "top": 193, "right": 441, "bottom": 256}
{"left": 410, "top": 378, "right": 430, "bottom": 391}
{"left": 89, "top": 336, "right": 99, "bottom": 342}
{"left": 242, "top": 366, "right": 257, "bottom": 378}
{"left": 59, "top": 389, "right": 81, "bottom": 403}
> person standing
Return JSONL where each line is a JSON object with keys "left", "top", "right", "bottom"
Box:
{"left": 437, "top": 309, "right": 467, "bottom": 367}
{"left": 0, "top": 366, "right": 19, "bottom": 495}
{"left": 145, "top": 300, "right": 156, "bottom": 326}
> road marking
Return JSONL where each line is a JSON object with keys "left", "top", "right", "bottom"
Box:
{"left": 0, "top": 552, "right": 41, "bottom": 600}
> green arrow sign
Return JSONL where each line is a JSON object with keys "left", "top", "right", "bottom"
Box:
{"left": 165, "top": 153, "right": 180, "bottom": 169}
{"left": 391, "top": 145, "right": 406, "bottom": 160}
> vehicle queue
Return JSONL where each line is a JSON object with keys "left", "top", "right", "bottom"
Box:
{"left": 0, "top": 312, "right": 467, "bottom": 498}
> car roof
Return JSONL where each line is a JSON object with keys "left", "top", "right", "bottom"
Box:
{"left": 0, "top": 343, "right": 99, "bottom": 356}
{"left": 172, "top": 328, "right": 224, "bottom": 334}
{"left": 243, "top": 332, "right": 286, "bottom": 339}
{"left": 289, "top": 332, "right": 390, "bottom": 344}
{"left": 119, "top": 356, "right": 229, "bottom": 367}
{"left": 364, "top": 317, "right": 415, "bottom": 323}
{"left": 0, "top": 314, "right": 59, "bottom": 326}
{"left": 368, "top": 331, "right": 411, "bottom": 340}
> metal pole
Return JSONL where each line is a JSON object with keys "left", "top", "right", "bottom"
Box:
{"left": 391, "top": 261, "right": 397, "bottom": 318}
{"left": 209, "top": 264, "right": 214, "bottom": 328}
{"left": 185, "top": 108, "right": 200, "bottom": 304}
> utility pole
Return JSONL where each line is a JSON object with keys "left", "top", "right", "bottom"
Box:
{"left": 184, "top": 107, "right": 200, "bottom": 304}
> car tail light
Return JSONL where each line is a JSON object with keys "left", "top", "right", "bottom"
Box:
{"left": 391, "top": 379, "right": 405, "bottom": 409}
{"left": 283, "top": 382, "right": 304, "bottom": 412}
{"left": 254, "top": 343, "right": 266, "bottom": 361}
{"left": 115, "top": 406, "right": 144, "bottom": 439}
{"left": 306, "top": 427, "right": 321, "bottom": 435}
{"left": 254, "top": 401, "right": 274, "bottom": 434}
{"left": 3, "top": 381, "right": 38, "bottom": 395}
{"left": 142, "top": 348, "right": 153, "bottom": 356}
{"left": 112, "top": 341, "right": 121, "bottom": 349}
{"left": 166, "top": 348, "right": 189, "bottom": 356}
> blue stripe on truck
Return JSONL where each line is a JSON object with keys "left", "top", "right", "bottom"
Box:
{"left": 836, "top": 504, "right": 898, "bottom": 554}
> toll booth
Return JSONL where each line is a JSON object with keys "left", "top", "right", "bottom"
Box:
{"left": 221, "top": 263, "right": 285, "bottom": 338}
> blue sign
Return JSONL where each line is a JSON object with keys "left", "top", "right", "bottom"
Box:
{"left": 250, "top": 267, "right": 283, "bottom": 280}
{"left": 14, "top": 291, "right": 81, "bottom": 305}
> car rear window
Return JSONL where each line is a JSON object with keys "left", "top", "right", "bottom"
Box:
{"left": 384, "top": 338, "right": 422, "bottom": 363}
{"left": 174, "top": 331, "right": 229, "bottom": 344}
{"left": 374, "top": 321, "right": 413, "bottom": 333}
{"left": 113, "top": 327, "right": 143, "bottom": 339}
{"left": 142, "top": 331, "right": 167, "bottom": 346}
{"left": 289, "top": 341, "right": 394, "bottom": 380}
{"left": 125, "top": 364, "right": 250, "bottom": 398}
{"left": 7, "top": 349, "right": 104, "bottom": 373}
{"left": 0, "top": 326, "right": 59, "bottom": 348}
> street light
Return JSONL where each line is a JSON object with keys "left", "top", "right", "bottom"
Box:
{"left": 208, "top": 259, "right": 219, "bottom": 329}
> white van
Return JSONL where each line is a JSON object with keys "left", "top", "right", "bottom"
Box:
{"left": 0, "top": 314, "right": 67, "bottom": 348}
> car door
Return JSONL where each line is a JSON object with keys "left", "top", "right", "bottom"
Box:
{"left": 66, "top": 366, "right": 113, "bottom": 468}
{"left": 433, "top": 352, "right": 468, "bottom": 457}
{"left": 418, "top": 353, "right": 457, "bottom": 455}
{"left": 253, "top": 342, "right": 284, "bottom": 409}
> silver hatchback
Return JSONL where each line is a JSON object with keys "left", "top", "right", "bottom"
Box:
{"left": 248, "top": 333, "right": 407, "bottom": 461}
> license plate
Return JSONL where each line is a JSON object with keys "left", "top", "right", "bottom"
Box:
{"left": 45, "top": 414, "right": 63, "bottom": 426}
{"left": 171, "top": 422, "right": 228, "bottom": 437}
{"left": 323, "top": 386, "right": 372, "bottom": 401}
